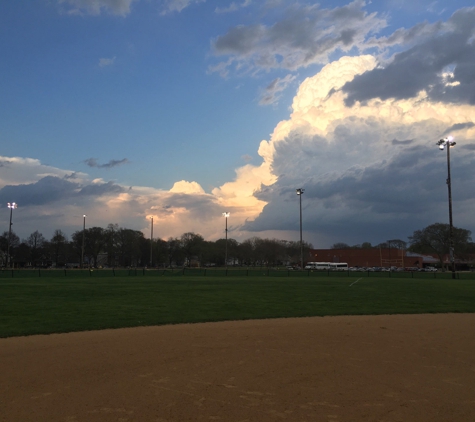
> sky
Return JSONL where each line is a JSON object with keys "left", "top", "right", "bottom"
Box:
{"left": 1, "top": 0, "right": 475, "bottom": 248}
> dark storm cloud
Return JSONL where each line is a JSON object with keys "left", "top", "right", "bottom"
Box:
{"left": 343, "top": 7, "right": 475, "bottom": 106}
{"left": 302, "top": 147, "right": 434, "bottom": 209}
{"left": 0, "top": 176, "right": 79, "bottom": 206}
{"left": 243, "top": 146, "right": 475, "bottom": 244}
{"left": 0, "top": 176, "right": 125, "bottom": 207}
{"left": 84, "top": 158, "right": 130, "bottom": 169}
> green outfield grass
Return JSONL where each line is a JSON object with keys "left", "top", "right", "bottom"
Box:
{"left": 1, "top": 275, "right": 475, "bottom": 338}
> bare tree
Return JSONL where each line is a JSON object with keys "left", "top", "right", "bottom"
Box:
{"left": 409, "top": 223, "right": 472, "bottom": 270}
{"left": 50, "top": 229, "right": 68, "bottom": 267}
{"left": 26, "top": 230, "right": 46, "bottom": 266}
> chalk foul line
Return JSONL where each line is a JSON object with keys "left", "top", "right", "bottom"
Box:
{"left": 349, "top": 278, "right": 362, "bottom": 287}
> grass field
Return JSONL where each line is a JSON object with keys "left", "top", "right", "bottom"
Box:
{"left": 1, "top": 274, "right": 475, "bottom": 338}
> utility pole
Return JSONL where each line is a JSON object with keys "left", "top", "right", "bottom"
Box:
{"left": 81, "top": 214, "right": 86, "bottom": 269}
{"left": 296, "top": 189, "right": 305, "bottom": 269}
{"left": 7, "top": 202, "right": 17, "bottom": 268}
{"left": 150, "top": 216, "right": 153, "bottom": 267}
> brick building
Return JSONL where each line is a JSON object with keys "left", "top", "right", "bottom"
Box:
{"left": 309, "top": 248, "right": 421, "bottom": 268}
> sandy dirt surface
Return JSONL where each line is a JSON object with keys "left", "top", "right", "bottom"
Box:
{"left": 1, "top": 314, "right": 475, "bottom": 422}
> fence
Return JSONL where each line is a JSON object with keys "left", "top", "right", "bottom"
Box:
{"left": 0, "top": 268, "right": 473, "bottom": 280}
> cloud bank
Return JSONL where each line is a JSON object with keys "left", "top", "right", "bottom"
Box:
{"left": 2, "top": 51, "right": 474, "bottom": 246}
{"left": 240, "top": 54, "right": 475, "bottom": 245}
{"left": 0, "top": 155, "right": 268, "bottom": 242}
{"left": 5, "top": 3, "right": 475, "bottom": 247}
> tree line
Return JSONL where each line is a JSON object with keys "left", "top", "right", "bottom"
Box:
{"left": 2, "top": 222, "right": 473, "bottom": 270}
{"left": 0, "top": 224, "right": 313, "bottom": 268}
{"left": 331, "top": 239, "right": 408, "bottom": 250}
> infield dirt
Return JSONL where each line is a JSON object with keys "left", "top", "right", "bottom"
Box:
{"left": 1, "top": 313, "right": 475, "bottom": 421}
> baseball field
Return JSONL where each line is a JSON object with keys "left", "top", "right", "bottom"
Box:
{"left": 1, "top": 274, "right": 475, "bottom": 421}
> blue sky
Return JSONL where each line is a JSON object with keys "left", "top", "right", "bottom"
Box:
{"left": 1, "top": 0, "right": 475, "bottom": 247}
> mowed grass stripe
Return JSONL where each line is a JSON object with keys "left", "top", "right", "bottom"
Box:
{"left": 1, "top": 276, "right": 475, "bottom": 338}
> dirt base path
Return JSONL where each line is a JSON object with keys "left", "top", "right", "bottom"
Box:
{"left": 1, "top": 314, "right": 475, "bottom": 421}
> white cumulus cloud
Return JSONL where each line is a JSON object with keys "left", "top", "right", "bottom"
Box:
{"left": 238, "top": 54, "right": 475, "bottom": 246}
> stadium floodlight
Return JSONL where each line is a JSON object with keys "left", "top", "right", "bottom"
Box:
{"left": 436, "top": 136, "right": 456, "bottom": 279}
{"left": 296, "top": 189, "right": 305, "bottom": 270}
{"left": 436, "top": 135, "right": 456, "bottom": 151}
{"left": 7, "top": 202, "right": 18, "bottom": 268}
{"left": 222, "top": 212, "right": 230, "bottom": 267}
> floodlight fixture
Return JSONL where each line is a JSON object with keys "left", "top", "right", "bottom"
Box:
{"left": 437, "top": 136, "right": 456, "bottom": 150}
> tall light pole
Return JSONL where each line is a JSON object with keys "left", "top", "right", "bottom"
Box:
{"left": 437, "top": 136, "right": 456, "bottom": 279}
{"left": 81, "top": 214, "right": 86, "bottom": 269}
{"left": 388, "top": 240, "right": 391, "bottom": 270}
{"left": 296, "top": 189, "right": 304, "bottom": 270}
{"left": 7, "top": 202, "right": 17, "bottom": 268}
{"left": 222, "top": 212, "right": 230, "bottom": 267}
{"left": 150, "top": 216, "right": 154, "bottom": 267}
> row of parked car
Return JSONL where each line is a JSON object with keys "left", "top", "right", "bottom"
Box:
{"left": 348, "top": 266, "right": 438, "bottom": 272}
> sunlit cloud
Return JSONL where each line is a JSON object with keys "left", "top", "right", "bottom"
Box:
{"left": 169, "top": 180, "right": 205, "bottom": 194}
{"left": 239, "top": 54, "right": 475, "bottom": 245}
{"left": 4, "top": 2, "right": 475, "bottom": 249}
{"left": 0, "top": 156, "right": 267, "bottom": 242}
{"left": 2, "top": 48, "right": 475, "bottom": 246}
